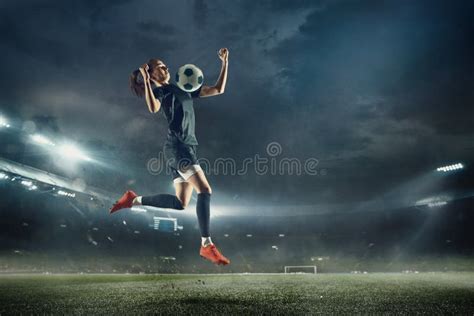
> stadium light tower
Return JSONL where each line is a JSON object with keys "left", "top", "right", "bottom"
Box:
{"left": 436, "top": 163, "right": 464, "bottom": 173}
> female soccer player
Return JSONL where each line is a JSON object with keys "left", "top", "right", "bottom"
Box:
{"left": 110, "top": 48, "right": 230, "bottom": 265}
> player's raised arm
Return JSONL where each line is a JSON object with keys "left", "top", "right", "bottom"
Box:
{"left": 139, "top": 64, "right": 161, "bottom": 113}
{"left": 200, "top": 48, "right": 229, "bottom": 98}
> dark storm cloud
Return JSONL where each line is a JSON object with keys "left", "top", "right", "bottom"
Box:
{"left": 266, "top": 0, "right": 473, "bottom": 157}
{"left": 0, "top": 0, "right": 184, "bottom": 148}
{"left": 137, "top": 21, "right": 177, "bottom": 34}
{"left": 0, "top": 0, "right": 472, "bottom": 211}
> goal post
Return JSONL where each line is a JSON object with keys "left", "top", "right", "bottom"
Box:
{"left": 284, "top": 265, "right": 317, "bottom": 274}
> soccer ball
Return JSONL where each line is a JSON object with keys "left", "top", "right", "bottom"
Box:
{"left": 175, "top": 64, "right": 204, "bottom": 92}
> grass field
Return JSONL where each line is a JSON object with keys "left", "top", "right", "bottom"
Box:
{"left": 0, "top": 273, "right": 473, "bottom": 314}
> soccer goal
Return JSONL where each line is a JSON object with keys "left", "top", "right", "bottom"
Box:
{"left": 284, "top": 266, "right": 317, "bottom": 274}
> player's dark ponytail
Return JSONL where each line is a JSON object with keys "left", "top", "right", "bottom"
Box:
{"left": 129, "top": 69, "right": 145, "bottom": 97}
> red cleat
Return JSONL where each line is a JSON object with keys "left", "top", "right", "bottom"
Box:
{"left": 109, "top": 190, "right": 138, "bottom": 214}
{"left": 200, "top": 244, "right": 230, "bottom": 265}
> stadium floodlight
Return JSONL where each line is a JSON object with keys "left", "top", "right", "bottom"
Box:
{"left": 57, "top": 190, "right": 76, "bottom": 198}
{"left": 246, "top": 234, "right": 253, "bottom": 237}
{"left": 21, "top": 180, "right": 33, "bottom": 187}
{"left": 436, "top": 163, "right": 464, "bottom": 173}
{"left": 30, "top": 134, "right": 96, "bottom": 165}
{"left": 0, "top": 115, "right": 10, "bottom": 128}
{"left": 57, "top": 144, "right": 91, "bottom": 161}
{"left": 427, "top": 201, "right": 447, "bottom": 208}
{"left": 31, "top": 134, "right": 55, "bottom": 146}
{"left": 20, "top": 180, "right": 37, "bottom": 190}
{"left": 0, "top": 172, "right": 9, "bottom": 180}
{"left": 415, "top": 195, "right": 449, "bottom": 208}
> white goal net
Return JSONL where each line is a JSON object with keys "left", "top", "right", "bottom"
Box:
{"left": 284, "top": 266, "right": 317, "bottom": 274}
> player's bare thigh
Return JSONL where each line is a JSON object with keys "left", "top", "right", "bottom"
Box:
{"left": 174, "top": 182, "right": 193, "bottom": 208}
{"left": 187, "top": 169, "right": 212, "bottom": 194}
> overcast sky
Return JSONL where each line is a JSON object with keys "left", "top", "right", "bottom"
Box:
{"left": 1, "top": 0, "right": 473, "bottom": 211}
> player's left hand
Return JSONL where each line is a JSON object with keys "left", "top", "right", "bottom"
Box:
{"left": 218, "top": 48, "right": 229, "bottom": 63}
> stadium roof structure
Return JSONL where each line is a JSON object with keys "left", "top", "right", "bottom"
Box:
{"left": 0, "top": 157, "right": 112, "bottom": 201}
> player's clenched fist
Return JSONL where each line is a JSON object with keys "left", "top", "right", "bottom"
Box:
{"left": 218, "top": 48, "right": 229, "bottom": 63}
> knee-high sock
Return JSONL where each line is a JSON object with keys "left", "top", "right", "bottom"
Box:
{"left": 196, "top": 193, "right": 211, "bottom": 237}
{"left": 141, "top": 194, "right": 184, "bottom": 210}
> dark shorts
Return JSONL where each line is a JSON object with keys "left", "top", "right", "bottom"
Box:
{"left": 163, "top": 141, "right": 199, "bottom": 180}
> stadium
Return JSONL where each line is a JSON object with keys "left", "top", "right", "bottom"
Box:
{"left": 1, "top": 0, "right": 474, "bottom": 314}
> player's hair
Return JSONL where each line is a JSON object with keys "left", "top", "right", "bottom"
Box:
{"left": 129, "top": 58, "right": 163, "bottom": 97}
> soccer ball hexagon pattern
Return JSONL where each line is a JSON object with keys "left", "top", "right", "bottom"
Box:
{"left": 176, "top": 64, "right": 204, "bottom": 92}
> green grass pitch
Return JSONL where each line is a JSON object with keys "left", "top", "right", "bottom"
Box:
{"left": 0, "top": 273, "right": 473, "bottom": 314}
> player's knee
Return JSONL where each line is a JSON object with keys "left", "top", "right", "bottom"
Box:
{"left": 199, "top": 186, "right": 212, "bottom": 194}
